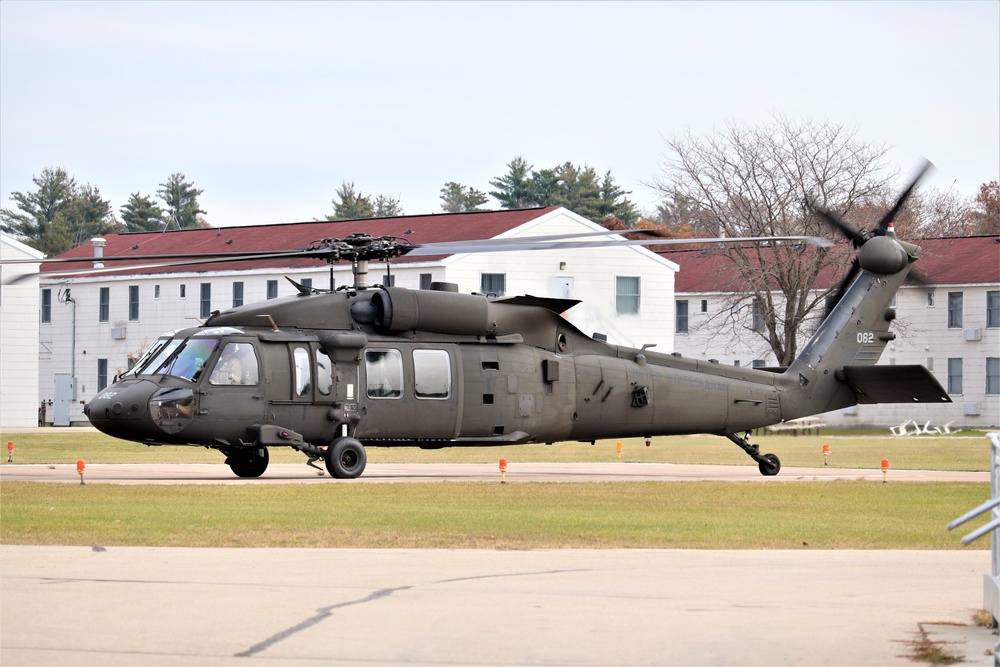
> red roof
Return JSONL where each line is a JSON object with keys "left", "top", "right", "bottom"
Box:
{"left": 661, "top": 236, "right": 1000, "bottom": 293}
{"left": 43, "top": 207, "right": 559, "bottom": 277}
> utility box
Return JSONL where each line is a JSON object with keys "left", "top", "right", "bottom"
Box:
{"left": 53, "top": 373, "right": 75, "bottom": 426}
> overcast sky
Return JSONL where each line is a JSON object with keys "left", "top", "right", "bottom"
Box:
{"left": 1, "top": 1, "right": 997, "bottom": 228}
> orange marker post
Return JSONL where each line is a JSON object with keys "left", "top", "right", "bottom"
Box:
{"left": 881, "top": 458, "right": 889, "bottom": 484}
{"left": 77, "top": 459, "right": 86, "bottom": 485}
{"left": 499, "top": 458, "right": 507, "bottom": 484}
{"left": 7, "top": 441, "right": 13, "bottom": 463}
{"left": 822, "top": 444, "right": 830, "bottom": 466}
{"left": 616, "top": 440, "right": 623, "bottom": 461}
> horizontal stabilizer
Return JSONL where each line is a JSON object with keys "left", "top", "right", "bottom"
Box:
{"left": 841, "top": 365, "right": 951, "bottom": 404}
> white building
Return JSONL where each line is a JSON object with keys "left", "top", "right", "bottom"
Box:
{"left": 661, "top": 236, "right": 1000, "bottom": 429}
{"left": 37, "top": 207, "right": 678, "bottom": 425}
{"left": 0, "top": 233, "right": 44, "bottom": 427}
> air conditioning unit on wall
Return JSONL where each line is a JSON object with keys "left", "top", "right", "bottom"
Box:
{"left": 111, "top": 326, "right": 126, "bottom": 340}
{"left": 963, "top": 328, "right": 982, "bottom": 341}
{"left": 963, "top": 402, "right": 980, "bottom": 416}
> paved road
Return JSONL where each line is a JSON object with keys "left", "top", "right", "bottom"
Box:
{"left": 1, "top": 546, "right": 995, "bottom": 666}
{"left": 0, "top": 461, "right": 990, "bottom": 485}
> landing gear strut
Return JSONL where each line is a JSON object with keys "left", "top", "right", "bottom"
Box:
{"left": 726, "top": 431, "right": 781, "bottom": 476}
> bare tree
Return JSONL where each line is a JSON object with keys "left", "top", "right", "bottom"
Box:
{"left": 650, "top": 116, "right": 897, "bottom": 365}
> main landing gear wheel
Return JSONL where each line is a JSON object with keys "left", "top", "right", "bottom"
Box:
{"left": 758, "top": 453, "right": 781, "bottom": 476}
{"left": 325, "top": 437, "right": 367, "bottom": 479}
{"left": 225, "top": 446, "right": 269, "bottom": 478}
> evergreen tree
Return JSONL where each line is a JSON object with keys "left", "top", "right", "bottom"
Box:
{"left": 440, "top": 182, "right": 489, "bottom": 213}
{"left": 0, "top": 167, "right": 119, "bottom": 255}
{"left": 157, "top": 173, "right": 205, "bottom": 229}
{"left": 326, "top": 181, "right": 375, "bottom": 220}
{"left": 120, "top": 193, "right": 165, "bottom": 232}
{"left": 374, "top": 194, "right": 404, "bottom": 218}
{"left": 489, "top": 156, "right": 539, "bottom": 209}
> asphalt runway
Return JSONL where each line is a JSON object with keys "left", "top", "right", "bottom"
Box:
{"left": 1, "top": 546, "right": 995, "bottom": 666}
{"left": 0, "top": 461, "right": 990, "bottom": 485}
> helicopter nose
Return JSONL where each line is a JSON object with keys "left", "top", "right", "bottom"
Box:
{"left": 85, "top": 379, "right": 159, "bottom": 439}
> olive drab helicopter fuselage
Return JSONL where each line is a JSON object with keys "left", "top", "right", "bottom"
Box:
{"left": 82, "top": 215, "right": 951, "bottom": 480}
{"left": 5, "top": 162, "right": 942, "bottom": 479}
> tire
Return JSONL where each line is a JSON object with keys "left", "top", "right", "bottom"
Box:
{"left": 226, "top": 446, "right": 269, "bottom": 478}
{"left": 758, "top": 453, "right": 781, "bottom": 476}
{"left": 325, "top": 437, "right": 367, "bottom": 479}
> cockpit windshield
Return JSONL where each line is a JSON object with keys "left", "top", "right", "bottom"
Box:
{"left": 139, "top": 337, "right": 219, "bottom": 382}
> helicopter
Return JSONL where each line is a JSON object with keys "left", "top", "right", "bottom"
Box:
{"left": 6, "top": 164, "right": 950, "bottom": 480}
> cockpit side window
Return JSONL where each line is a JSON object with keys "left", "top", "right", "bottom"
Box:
{"left": 209, "top": 342, "right": 260, "bottom": 386}
{"left": 316, "top": 349, "right": 333, "bottom": 396}
{"left": 293, "top": 347, "right": 311, "bottom": 397}
{"left": 365, "top": 349, "right": 402, "bottom": 398}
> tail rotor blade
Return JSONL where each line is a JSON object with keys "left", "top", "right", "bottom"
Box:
{"left": 876, "top": 159, "right": 934, "bottom": 234}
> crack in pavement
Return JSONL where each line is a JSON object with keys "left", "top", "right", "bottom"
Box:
{"left": 234, "top": 568, "right": 592, "bottom": 658}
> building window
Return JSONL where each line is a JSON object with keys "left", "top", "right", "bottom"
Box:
{"left": 947, "top": 292, "right": 963, "bottom": 328}
{"left": 99, "top": 287, "right": 110, "bottom": 322}
{"left": 700, "top": 299, "right": 708, "bottom": 313}
{"left": 988, "top": 291, "right": 999, "bottom": 328}
{"left": 97, "top": 358, "right": 108, "bottom": 392}
{"left": 420, "top": 274, "right": 433, "bottom": 290}
{"left": 947, "top": 358, "right": 963, "bottom": 395}
{"left": 383, "top": 274, "right": 395, "bottom": 287}
{"left": 301, "top": 278, "right": 312, "bottom": 290}
{"left": 179, "top": 284, "right": 186, "bottom": 299}
{"left": 154, "top": 285, "right": 160, "bottom": 300}
{"left": 751, "top": 298, "right": 765, "bottom": 333}
{"left": 615, "top": 276, "right": 640, "bottom": 314}
{"left": 987, "top": 358, "right": 999, "bottom": 396}
{"left": 266, "top": 280, "right": 278, "bottom": 300}
{"left": 481, "top": 273, "right": 506, "bottom": 296}
{"left": 675, "top": 300, "right": 689, "bottom": 333}
{"left": 233, "top": 281, "right": 244, "bottom": 308}
{"left": 128, "top": 285, "right": 139, "bottom": 321}
{"left": 200, "top": 283, "right": 211, "bottom": 319}
{"left": 41, "top": 288, "right": 51, "bottom": 323}
{"left": 751, "top": 360, "right": 766, "bottom": 369}
{"left": 926, "top": 291, "right": 935, "bottom": 307}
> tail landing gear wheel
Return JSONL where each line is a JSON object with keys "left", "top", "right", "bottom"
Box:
{"left": 225, "top": 446, "right": 269, "bottom": 478}
{"left": 758, "top": 453, "right": 781, "bottom": 476}
{"left": 325, "top": 437, "right": 367, "bottom": 479}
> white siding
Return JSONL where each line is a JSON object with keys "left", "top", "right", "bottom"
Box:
{"left": 1, "top": 234, "right": 43, "bottom": 427}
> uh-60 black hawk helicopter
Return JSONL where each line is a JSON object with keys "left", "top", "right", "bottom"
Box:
{"left": 15, "top": 163, "right": 951, "bottom": 480}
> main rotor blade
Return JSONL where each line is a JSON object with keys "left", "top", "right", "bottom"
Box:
{"left": 404, "top": 235, "right": 831, "bottom": 256}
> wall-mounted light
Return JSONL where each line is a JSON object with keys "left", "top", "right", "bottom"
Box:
{"left": 559, "top": 261, "right": 566, "bottom": 271}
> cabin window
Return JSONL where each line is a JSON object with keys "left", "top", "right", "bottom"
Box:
{"left": 988, "top": 291, "right": 999, "bottom": 328}
{"left": 366, "top": 349, "right": 402, "bottom": 398}
{"left": 293, "top": 347, "right": 311, "bottom": 397}
{"left": 615, "top": 276, "right": 640, "bottom": 314}
{"left": 316, "top": 349, "right": 333, "bottom": 396}
{"left": 947, "top": 292, "right": 963, "bottom": 328}
{"left": 413, "top": 349, "right": 451, "bottom": 399}
{"left": 947, "top": 358, "right": 963, "bottom": 395}
{"left": 99, "top": 287, "right": 110, "bottom": 322}
{"left": 481, "top": 273, "right": 506, "bottom": 296}
{"left": 209, "top": 343, "right": 259, "bottom": 386}
{"left": 675, "top": 300, "right": 688, "bottom": 333}
{"left": 41, "top": 288, "right": 51, "bottom": 323}
{"left": 128, "top": 285, "right": 139, "bottom": 321}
